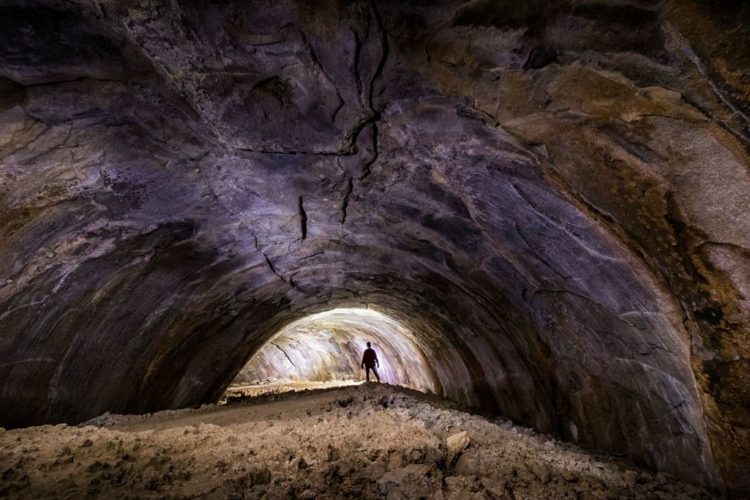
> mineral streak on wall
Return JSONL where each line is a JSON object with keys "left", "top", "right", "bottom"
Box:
{"left": 0, "top": 0, "right": 749, "bottom": 495}
{"left": 232, "top": 308, "right": 441, "bottom": 393}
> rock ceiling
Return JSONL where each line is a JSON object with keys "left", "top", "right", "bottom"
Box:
{"left": 0, "top": 0, "right": 748, "bottom": 494}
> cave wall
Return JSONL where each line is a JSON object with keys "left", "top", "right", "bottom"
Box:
{"left": 0, "top": 0, "right": 748, "bottom": 493}
{"left": 231, "top": 308, "right": 441, "bottom": 392}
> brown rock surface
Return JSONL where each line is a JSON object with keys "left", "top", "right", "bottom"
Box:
{"left": 0, "top": 0, "right": 748, "bottom": 494}
{"left": 0, "top": 385, "right": 715, "bottom": 499}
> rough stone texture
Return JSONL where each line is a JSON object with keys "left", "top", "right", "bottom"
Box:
{"left": 0, "top": 0, "right": 748, "bottom": 494}
{"left": 0, "top": 385, "right": 714, "bottom": 499}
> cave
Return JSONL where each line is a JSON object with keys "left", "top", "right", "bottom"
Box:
{"left": 228, "top": 307, "right": 440, "bottom": 391}
{"left": 1, "top": 0, "right": 749, "bottom": 497}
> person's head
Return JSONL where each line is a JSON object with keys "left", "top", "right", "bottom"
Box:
{"left": 367, "top": 341, "right": 371, "bottom": 348}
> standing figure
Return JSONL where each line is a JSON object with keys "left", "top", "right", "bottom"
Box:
{"left": 361, "top": 341, "right": 381, "bottom": 383}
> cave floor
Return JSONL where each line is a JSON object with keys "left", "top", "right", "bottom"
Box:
{"left": 0, "top": 384, "right": 713, "bottom": 499}
{"left": 222, "top": 380, "right": 364, "bottom": 401}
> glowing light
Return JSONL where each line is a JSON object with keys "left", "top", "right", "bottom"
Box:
{"left": 233, "top": 308, "right": 438, "bottom": 392}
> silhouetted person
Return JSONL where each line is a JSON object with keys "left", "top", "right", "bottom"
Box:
{"left": 361, "top": 341, "right": 380, "bottom": 383}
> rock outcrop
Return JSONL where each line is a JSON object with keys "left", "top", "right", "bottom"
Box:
{"left": 0, "top": 0, "right": 748, "bottom": 494}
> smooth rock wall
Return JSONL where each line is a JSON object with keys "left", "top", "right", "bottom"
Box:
{"left": 0, "top": 0, "right": 748, "bottom": 493}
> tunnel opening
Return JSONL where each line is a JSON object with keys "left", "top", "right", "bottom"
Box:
{"left": 2, "top": 0, "right": 749, "bottom": 495}
{"left": 224, "top": 307, "right": 441, "bottom": 399}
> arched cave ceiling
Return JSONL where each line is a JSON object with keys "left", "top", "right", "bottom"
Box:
{"left": 232, "top": 308, "right": 441, "bottom": 392}
{"left": 0, "top": 0, "right": 748, "bottom": 494}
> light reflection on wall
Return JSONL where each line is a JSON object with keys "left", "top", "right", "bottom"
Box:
{"left": 232, "top": 308, "right": 439, "bottom": 393}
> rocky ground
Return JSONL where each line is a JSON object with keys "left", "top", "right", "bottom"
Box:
{"left": 221, "top": 380, "right": 363, "bottom": 401}
{"left": 0, "top": 384, "right": 714, "bottom": 499}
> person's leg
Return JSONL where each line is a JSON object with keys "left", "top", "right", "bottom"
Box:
{"left": 372, "top": 366, "right": 380, "bottom": 382}
{"left": 365, "top": 366, "right": 371, "bottom": 382}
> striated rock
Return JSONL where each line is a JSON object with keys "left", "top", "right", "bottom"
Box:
{"left": 0, "top": 0, "right": 748, "bottom": 495}
{"left": 231, "top": 308, "right": 440, "bottom": 391}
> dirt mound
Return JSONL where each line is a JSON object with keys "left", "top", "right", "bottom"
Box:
{"left": 0, "top": 384, "right": 714, "bottom": 498}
